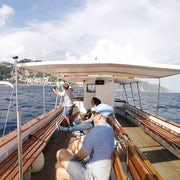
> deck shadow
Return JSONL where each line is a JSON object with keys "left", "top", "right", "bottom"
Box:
{"left": 142, "top": 148, "right": 179, "bottom": 163}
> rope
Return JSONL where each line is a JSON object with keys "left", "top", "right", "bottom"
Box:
{"left": 2, "top": 88, "right": 15, "bottom": 137}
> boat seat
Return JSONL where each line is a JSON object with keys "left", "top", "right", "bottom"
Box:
{"left": 110, "top": 148, "right": 127, "bottom": 180}
{"left": 139, "top": 119, "right": 180, "bottom": 150}
{"left": 127, "top": 140, "right": 163, "bottom": 180}
{"left": 123, "top": 107, "right": 180, "bottom": 152}
{"left": 108, "top": 115, "right": 163, "bottom": 180}
{"left": 0, "top": 108, "right": 64, "bottom": 180}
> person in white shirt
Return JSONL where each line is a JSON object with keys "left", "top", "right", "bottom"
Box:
{"left": 53, "top": 82, "right": 74, "bottom": 126}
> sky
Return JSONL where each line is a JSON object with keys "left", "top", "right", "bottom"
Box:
{"left": 0, "top": 0, "right": 180, "bottom": 91}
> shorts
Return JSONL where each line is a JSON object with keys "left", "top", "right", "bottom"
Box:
{"left": 63, "top": 105, "right": 73, "bottom": 116}
{"left": 67, "top": 157, "right": 95, "bottom": 180}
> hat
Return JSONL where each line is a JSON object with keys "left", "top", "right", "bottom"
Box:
{"left": 91, "top": 103, "right": 113, "bottom": 117}
{"left": 62, "top": 82, "right": 69, "bottom": 89}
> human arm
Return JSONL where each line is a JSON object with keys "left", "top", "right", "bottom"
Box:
{"left": 74, "top": 131, "right": 93, "bottom": 162}
{"left": 81, "top": 113, "right": 94, "bottom": 123}
{"left": 53, "top": 87, "right": 65, "bottom": 96}
{"left": 74, "top": 148, "right": 89, "bottom": 162}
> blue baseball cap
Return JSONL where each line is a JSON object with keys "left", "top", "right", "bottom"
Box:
{"left": 91, "top": 103, "right": 113, "bottom": 117}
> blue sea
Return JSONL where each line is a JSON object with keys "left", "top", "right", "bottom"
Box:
{"left": 0, "top": 85, "right": 179, "bottom": 136}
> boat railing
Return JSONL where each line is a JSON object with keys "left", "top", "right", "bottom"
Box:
{"left": 0, "top": 105, "right": 64, "bottom": 180}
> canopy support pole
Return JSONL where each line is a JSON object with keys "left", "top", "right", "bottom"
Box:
{"left": 123, "top": 84, "right": 128, "bottom": 102}
{"left": 156, "top": 78, "right": 161, "bottom": 115}
{"left": 136, "top": 82, "right": 142, "bottom": 110}
{"left": 130, "top": 83, "right": 135, "bottom": 106}
{"left": 43, "top": 73, "right": 46, "bottom": 114}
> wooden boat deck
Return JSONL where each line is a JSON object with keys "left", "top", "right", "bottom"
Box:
{"left": 116, "top": 113, "right": 180, "bottom": 179}
{"left": 29, "top": 113, "right": 180, "bottom": 180}
{"left": 31, "top": 131, "right": 75, "bottom": 180}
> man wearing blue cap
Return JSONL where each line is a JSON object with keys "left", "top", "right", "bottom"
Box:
{"left": 56, "top": 103, "right": 115, "bottom": 180}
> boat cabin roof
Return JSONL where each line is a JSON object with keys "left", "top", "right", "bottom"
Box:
{"left": 17, "top": 60, "right": 180, "bottom": 82}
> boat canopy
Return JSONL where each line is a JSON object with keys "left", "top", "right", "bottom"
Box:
{"left": 17, "top": 60, "right": 180, "bottom": 81}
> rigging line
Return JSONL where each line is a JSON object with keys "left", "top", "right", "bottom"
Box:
{"left": 1, "top": 65, "right": 15, "bottom": 137}
{"left": 2, "top": 87, "right": 15, "bottom": 137}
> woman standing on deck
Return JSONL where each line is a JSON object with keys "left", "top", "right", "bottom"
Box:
{"left": 53, "top": 82, "right": 74, "bottom": 126}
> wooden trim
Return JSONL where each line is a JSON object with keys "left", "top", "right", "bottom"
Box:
{"left": 139, "top": 119, "right": 180, "bottom": 150}
{"left": 128, "top": 141, "right": 163, "bottom": 180}
{"left": 113, "top": 150, "right": 127, "bottom": 180}
{"left": 0, "top": 105, "right": 63, "bottom": 147}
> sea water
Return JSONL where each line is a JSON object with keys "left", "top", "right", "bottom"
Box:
{"left": 0, "top": 85, "right": 179, "bottom": 136}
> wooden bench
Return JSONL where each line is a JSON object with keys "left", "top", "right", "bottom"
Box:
{"left": 121, "top": 106, "right": 180, "bottom": 157}
{"left": 139, "top": 119, "right": 180, "bottom": 150}
{"left": 108, "top": 115, "right": 163, "bottom": 180}
{"left": 128, "top": 141, "right": 162, "bottom": 180}
{"left": 110, "top": 149, "right": 126, "bottom": 180}
{"left": 0, "top": 107, "right": 64, "bottom": 180}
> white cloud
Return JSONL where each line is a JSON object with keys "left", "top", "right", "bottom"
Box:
{"left": 0, "top": 4, "right": 14, "bottom": 27}
{"left": 1, "top": 1, "right": 180, "bottom": 64}
{"left": 0, "top": 1, "right": 179, "bottom": 91}
{"left": 78, "top": 38, "right": 148, "bottom": 63}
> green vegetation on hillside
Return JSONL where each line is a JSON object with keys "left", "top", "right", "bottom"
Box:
{"left": 0, "top": 65, "right": 12, "bottom": 80}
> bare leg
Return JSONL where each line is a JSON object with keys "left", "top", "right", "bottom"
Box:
{"left": 56, "top": 149, "right": 73, "bottom": 168}
{"left": 56, "top": 167, "right": 70, "bottom": 180}
{"left": 56, "top": 149, "right": 74, "bottom": 180}
{"left": 71, "top": 139, "right": 82, "bottom": 154}
{"left": 64, "top": 116, "right": 71, "bottom": 126}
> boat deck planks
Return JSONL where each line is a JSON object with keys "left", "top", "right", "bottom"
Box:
{"left": 116, "top": 114, "right": 180, "bottom": 179}
{"left": 31, "top": 131, "right": 76, "bottom": 180}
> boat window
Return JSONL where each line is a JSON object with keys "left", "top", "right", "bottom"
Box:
{"left": 86, "top": 84, "right": 96, "bottom": 93}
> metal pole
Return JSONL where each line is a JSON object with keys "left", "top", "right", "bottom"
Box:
{"left": 156, "top": 78, "right": 161, "bottom": 115}
{"left": 123, "top": 84, "right": 128, "bottom": 102}
{"left": 130, "top": 83, "right": 135, "bottom": 106}
{"left": 13, "top": 56, "right": 23, "bottom": 180}
{"left": 42, "top": 73, "right": 46, "bottom": 114}
{"left": 136, "top": 82, "right": 142, "bottom": 110}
